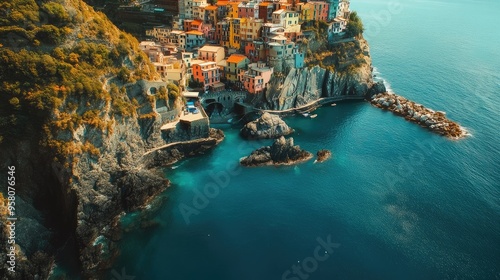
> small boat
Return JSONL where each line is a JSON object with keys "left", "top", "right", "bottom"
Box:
{"left": 302, "top": 113, "right": 310, "bottom": 117}
{"left": 227, "top": 118, "right": 233, "bottom": 123}
{"left": 310, "top": 114, "right": 317, "bottom": 118}
{"left": 331, "top": 103, "right": 337, "bottom": 106}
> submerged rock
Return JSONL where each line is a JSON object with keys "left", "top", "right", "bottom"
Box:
{"left": 240, "top": 136, "right": 313, "bottom": 166}
{"left": 240, "top": 113, "right": 294, "bottom": 139}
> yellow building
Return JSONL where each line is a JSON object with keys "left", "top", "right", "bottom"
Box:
{"left": 284, "top": 10, "right": 300, "bottom": 28}
{"left": 228, "top": 2, "right": 241, "bottom": 18}
{"left": 300, "top": 3, "right": 314, "bottom": 23}
{"left": 229, "top": 18, "right": 241, "bottom": 50}
{"left": 240, "top": 17, "right": 263, "bottom": 42}
{"left": 226, "top": 54, "right": 250, "bottom": 82}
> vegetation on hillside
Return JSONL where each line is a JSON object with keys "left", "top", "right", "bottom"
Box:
{"left": 299, "top": 14, "right": 367, "bottom": 73}
{"left": 346, "top": 12, "right": 364, "bottom": 38}
{"left": 0, "top": 0, "right": 158, "bottom": 163}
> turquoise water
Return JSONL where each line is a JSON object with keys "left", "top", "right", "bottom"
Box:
{"left": 112, "top": 0, "right": 500, "bottom": 279}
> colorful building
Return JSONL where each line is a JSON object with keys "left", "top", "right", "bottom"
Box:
{"left": 244, "top": 40, "right": 266, "bottom": 62}
{"left": 226, "top": 54, "right": 250, "bottom": 82}
{"left": 183, "top": 19, "right": 203, "bottom": 32}
{"left": 181, "top": 52, "right": 194, "bottom": 80}
{"left": 198, "top": 45, "right": 225, "bottom": 63}
{"left": 238, "top": 1, "right": 259, "bottom": 19}
{"left": 329, "top": 0, "right": 350, "bottom": 21}
{"left": 216, "top": 1, "right": 230, "bottom": 19}
{"left": 216, "top": 20, "right": 230, "bottom": 47}
{"left": 242, "top": 62, "right": 274, "bottom": 94}
{"left": 229, "top": 18, "right": 241, "bottom": 50}
{"left": 310, "top": 1, "right": 329, "bottom": 21}
{"left": 204, "top": 5, "right": 218, "bottom": 24}
{"left": 240, "top": 18, "right": 263, "bottom": 42}
{"left": 192, "top": 60, "right": 221, "bottom": 90}
{"left": 167, "top": 30, "right": 185, "bottom": 47}
{"left": 258, "top": 2, "right": 275, "bottom": 23}
{"left": 293, "top": 47, "right": 305, "bottom": 68}
{"left": 193, "top": 5, "right": 206, "bottom": 20}
{"left": 297, "top": 3, "right": 314, "bottom": 23}
{"left": 228, "top": 1, "right": 241, "bottom": 18}
{"left": 185, "top": 30, "right": 206, "bottom": 50}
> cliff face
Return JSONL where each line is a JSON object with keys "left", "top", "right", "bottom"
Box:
{"left": 257, "top": 39, "right": 384, "bottom": 110}
{"left": 0, "top": 0, "right": 221, "bottom": 278}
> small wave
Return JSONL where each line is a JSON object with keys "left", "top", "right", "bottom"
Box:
{"left": 372, "top": 68, "right": 393, "bottom": 93}
{"left": 384, "top": 80, "right": 394, "bottom": 93}
{"left": 294, "top": 166, "right": 301, "bottom": 175}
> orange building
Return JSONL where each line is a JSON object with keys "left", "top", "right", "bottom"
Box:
{"left": 192, "top": 60, "right": 221, "bottom": 90}
{"left": 183, "top": 19, "right": 203, "bottom": 32}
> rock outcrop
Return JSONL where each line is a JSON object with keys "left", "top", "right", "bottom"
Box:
{"left": 370, "top": 92, "right": 467, "bottom": 139}
{"left": 255, "top": 39, "right": 386, "bottom": 111}
{"left": 315, "top": 150, "right": 332, "bottom": 163}
{"left": 240, "top": 136, "right": 313, "bottom": 166}
{"left": 240, "top": 113, "right": 294, "bottom": 139}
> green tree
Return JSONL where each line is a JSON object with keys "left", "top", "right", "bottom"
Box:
{"left": 117, "top": 67, "right": 131, "bottom": 83}
{"left": 346, "top": 12, "right": 364, "bottom": 38}
{"left": 167, "top": 83, "right": 180, "bottom": 100}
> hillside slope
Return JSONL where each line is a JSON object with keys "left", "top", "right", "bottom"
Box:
{"left": 0, "top": 0, "right": 203, "bottom": 278}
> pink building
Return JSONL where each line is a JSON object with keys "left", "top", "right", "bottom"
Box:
{"left": 242, "top": 62, "right": 274, "bottom": 94}
{"left": 310, "top": 1, "right": 329, "bottom": 21}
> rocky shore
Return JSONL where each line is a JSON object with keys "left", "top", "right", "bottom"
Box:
{"left": 240, "top": 113, "right": 293, "bottom": 139}
{"left": 370, "top": 92, "right": 467, "bottom": 139}
{"left": 144, "top": 128, "right": 225, "bottom": 168}
{"left": 240, "top": 137, "right": 312, "bottom": 167}
{"left": 315, "top": 150, "right": 332, "bottom": 163}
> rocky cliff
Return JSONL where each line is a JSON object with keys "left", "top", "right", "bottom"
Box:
{"left": 0, "top": 0, "right": 222, "bottom": 278}
{"left": 253, "top": 38, "right": 385, "bottom": 110}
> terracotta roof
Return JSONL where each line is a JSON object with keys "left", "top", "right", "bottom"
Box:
{"left": 205, "top": 5, "right": 217, "bottom": 10}
{"left": 192, "top": 19, "right": 203, "bottom": 25}
{"left": 216, "top": 1, "right": 229, "bottom": 6}
{"left": 227, "top": 54, "right": 248, "bottom": 64}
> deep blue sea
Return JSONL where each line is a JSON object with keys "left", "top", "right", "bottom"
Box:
{"left": 112, "top": 0, "right": 500, "bottom": 279}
